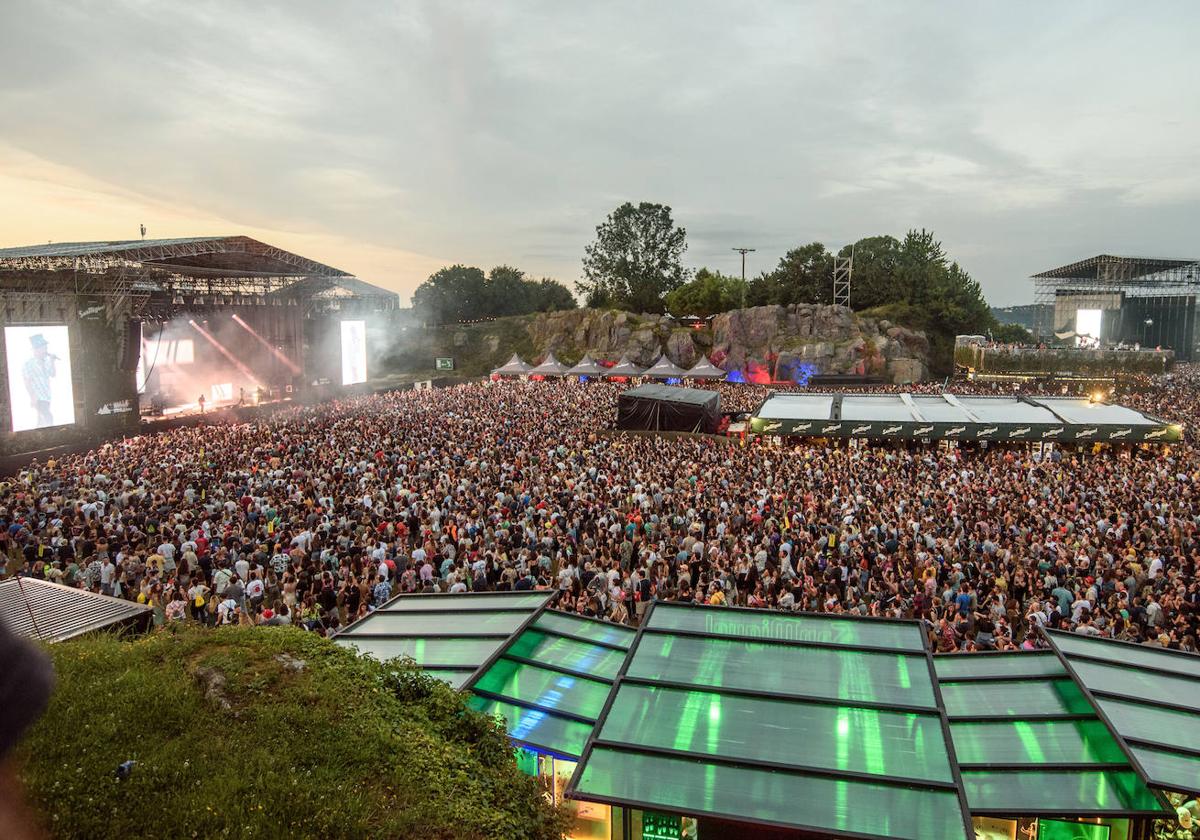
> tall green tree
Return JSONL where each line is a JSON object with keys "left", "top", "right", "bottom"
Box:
{"left": 412, "top": 264, "right": 488, "bottom": 323}
{"left": 413, "top": 265, "right": 576, "bottom": 323}
{"left": 665, "top": 268, "right": 745, "bottom": 318}
{"left": 578, "top": 202, "right": 690, "bottom": 313}
{"left": 748, "top": 242, "right": 834, "bottom": 306}
{"left": 835, "top": 236, "right": 900, "bottom": 311}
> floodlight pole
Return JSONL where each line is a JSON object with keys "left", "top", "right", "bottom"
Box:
{"left": 732, "top": 247, "right": 755, "bottom": 309}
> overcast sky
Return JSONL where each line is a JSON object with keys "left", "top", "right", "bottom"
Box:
{"left": 1, "top": 1, "right": 1198, "bottom": 306}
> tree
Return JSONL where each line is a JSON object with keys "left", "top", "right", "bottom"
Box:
{"left": 529, "top": 278, "right": 577, "bottom": 312}
{"left": 412, "top": 264, "right": 488, "bottom": 323}
{"left": 665, "top": 268, "right": 745, "bottom": 318}
{"left": 992, "top": 322, "right": 1033, "bottom": 344}
{"left": 579, "top": 202, "right": 690, "bottom": 313}
{"left": 836, "top": 236, "right": 901, "bottom": 311}
{"left": 747, "top": 242, "right": 834, "bottom": 306}
{"left": 413, "top": 265, "right": 576, "bottom": 323}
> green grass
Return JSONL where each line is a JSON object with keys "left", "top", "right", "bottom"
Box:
{"left": 16, "top": 626, "right": 571, "bottom": 840}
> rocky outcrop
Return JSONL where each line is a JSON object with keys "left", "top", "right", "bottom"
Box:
{"left": 380, "top": 305, "right": 930, "bottom": 384}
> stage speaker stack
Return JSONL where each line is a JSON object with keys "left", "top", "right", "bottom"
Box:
{"left": 117, "top": 318, "right": 142, "bottom": 371}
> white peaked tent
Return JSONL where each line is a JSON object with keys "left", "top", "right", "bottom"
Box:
{"left": 528, "top": 351, "right": 570, "bottom": 376}
{"left": 641, "top": 353, "right": 689, "bottom": 379}
{"left": 604, "top": 355, "right": 646, "bottom": 377}
{"left": 686, "top": 355, "right": 728, "bottom": 380}
{"left": 491, "top": 354, "right": 531, "bottom": 376}
{"left": 565, "top": 353, "right": 606, "bottom": 377}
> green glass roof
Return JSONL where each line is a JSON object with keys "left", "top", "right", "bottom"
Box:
{"left": 577, "top": 746, "right": 970, "bottom": 840}
{"left": 648, "top": 601, "right": 925, "bottom": 651}
{"left": 1047, "top": 630, "right": 1200, "bottom": 798}
{"left": 961, "top": 769, "right": 1167, "bottom": 814}
{"left": 1128, "top": 745, "right": 1200, "bottom": 796}
{"left": 939, "top": 678, "right": 1093, "bottom": 719}
{"left": 933, "top": 652, "right": 1067, "bottom": 680}
{"left": 333, "top": 636, "right": 504, "bottom": 667}
{"left": 472, "top": 657, "right": 611, "bottom": 721}
{"left": 335, "top": 590, "right": 554, "bottom": 687}
{"left": 369, "top": 592, "right": 552, "bottom": 612}
{"left": 468, "top": 695, "right": 593, "bottom": 758}
{"left": 533, "top": 610, "right": 636, "bottom": 648}
{"left": 570, "top": 604, "right": 971, "bottom": 839}
{"left": 628, "top": 632, "right": 938, "bottom": 709}
{"left": 504, "top": 628, "right": 628, "bottom": 681}
{"left": 950, "top": 720, "right": 1127, "bottom": 766}
{"left": 600, "top": 683, "right": 954, "bottom": 783}
{"left": 1050, "top": 631, "right": 1200, "bottom": 679}
{"left": 464, "top": 612, "right": 633, "bottom": 759}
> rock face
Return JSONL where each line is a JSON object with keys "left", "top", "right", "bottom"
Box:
{"left": 383, "top": 305, "right": 930, "bottom": 383}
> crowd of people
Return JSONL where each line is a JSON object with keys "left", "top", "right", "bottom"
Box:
{"left": 1, "top": 367, "right": 1198, "bottom": 657}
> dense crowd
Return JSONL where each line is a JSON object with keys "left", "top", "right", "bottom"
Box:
{"left": 2, "top": 368, "right": 1198, "bottom": 656}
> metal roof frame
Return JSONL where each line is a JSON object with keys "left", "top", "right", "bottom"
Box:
{"left": 566, "top": 601, "right": 974, "bottom": 840}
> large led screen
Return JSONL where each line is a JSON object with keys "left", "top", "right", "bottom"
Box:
{"left": 1075, "top": 308, "right": 1103, "bottom": 347}
{"left": 5, "top": 325, "right": 75, "bottom": 431}
{"left": 340, "top": 320, "right": 367, "bottom": 385}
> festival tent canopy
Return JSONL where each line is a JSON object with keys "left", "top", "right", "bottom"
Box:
{"left": 528, "top": 351, "right": 570, "bottom": 377}
{"left": 603, "top": 355, "right": 645, "bottom": 377}
{"left": 333, "top": 591, "right": 555, "bottom": 689}
{"left": 491, "top": 354, "right": 531, "bottom": 376}
{"left": 750, "top": 392, "right": 1182, "bottom": 443}
{"left": 565, "top": 354, "right": 607, "bottom": 377}
{"left": 640, "top": 353, "right": 689, "bottom": 379}
{"left": 615, "top": 385, "right": 721, "bottom": 434}
{"left": 685, "top": 355, "right": 727, "bottom": 380}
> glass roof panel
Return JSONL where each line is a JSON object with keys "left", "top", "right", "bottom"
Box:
{"left": 1069, "top": 658, "right": 1200, "bottom": 712}
{"left": 1096, "top": 698, "right": 1200, "bottom": 749}
{"left": 333, "top": 636, "right": 501, "bottom": 667}
{"left": 950, "top": 720, "right": 1127, "bottom": 766}
{"left": 961, "top": 769, "right": 1165, "bottom": 813}
{"left": 505, "top": 629, "right": 627, "bottom": 681}
{"left": 628, "top": 633, "right": 937, "bottom": 708}
{"left": 1128, "top": 745, "right": 1200, "bottom": 795}
{"left": 468, "top": 696, "right": 593, "bottom": 758}
{"left": 1053, "top": 633, "right": 1200, "bottom": 680}
{"left": 600, "top": 683, "right": 953, "bottom": 783}
{"left": 430, "top": 669, "right": 477, "bottom": 689}
{"left": 342, "top": 609, "right": 530, "bottom": 637}
{"left": 379, "top": 592, "right": 550, "bottom": 612}
{"left": 533, "top": 611, "right": 635, "bottom": 648}
{"left": 934, "top": 653, "right": 1066, "bottom": 680}
{"left": 647, "top": 604, "right": 925, "bottom": 651}
{"left": 473, "top": 657, "right": 611, "bottom": 720}
{"left": 575, "top": 746, "right": 969, "bottom": 840}
{"left": 940, "top": 679, "right": 1093, "bottom": 719}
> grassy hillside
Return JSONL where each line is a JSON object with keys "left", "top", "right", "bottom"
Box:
{"left": 16, "top": 626, "right": 571, "bottom": 840}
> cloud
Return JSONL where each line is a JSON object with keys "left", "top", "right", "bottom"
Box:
{"left": 0, "top": 0, "right": 1197, "bottom": 306}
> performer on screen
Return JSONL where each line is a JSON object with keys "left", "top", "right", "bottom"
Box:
{"left": 21, "top": 334, "right": 57, "bottom": 428}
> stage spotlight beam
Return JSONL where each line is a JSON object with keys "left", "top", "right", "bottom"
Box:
{"left": 230, "top": 313, "right": 302, "bottom": 375}
{"left": 189, "top": 319, "right": 263, "bottom": 387}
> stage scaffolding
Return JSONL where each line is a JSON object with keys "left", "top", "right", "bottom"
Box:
{"left": 0, "top": 236, "right": 398, "bottom": 322}
{"left": 1032, "top": 254, "right": 1200, "bottom": 360}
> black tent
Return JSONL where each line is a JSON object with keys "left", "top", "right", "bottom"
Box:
{"left": 615, "top": 384, "right": 721, "bottom": 434}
